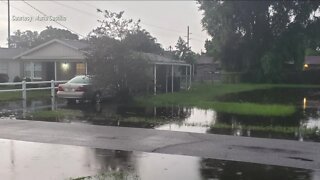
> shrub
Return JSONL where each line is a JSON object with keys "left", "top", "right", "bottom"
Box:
{"left": 13, "top": 76, "right": 22, "bottom": 82}
{"left": 0, "top": 74, "right": 9, "bottom": 83}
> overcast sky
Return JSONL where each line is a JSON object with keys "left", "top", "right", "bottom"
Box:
{"left": 0, "top": 1, "right": 209, "bottom": 53}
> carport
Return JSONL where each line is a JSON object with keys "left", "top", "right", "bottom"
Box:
{"left": 140, "top": 53, "right": 192, "bottom": 95}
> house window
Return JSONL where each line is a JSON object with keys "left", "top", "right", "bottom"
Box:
{"left": 76, "top": 63, "right": 86, "bottom": 75}
{"left": 0, "top": 62, "right": 8, "bottom": 74}
{"left": 24, "top": 62, "right": 42, "bottom": 80}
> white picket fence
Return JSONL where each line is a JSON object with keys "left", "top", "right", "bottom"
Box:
{"left": 0, "top": 80, "right": 67, "bottom": 100}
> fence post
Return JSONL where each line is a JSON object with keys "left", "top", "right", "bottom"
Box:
{"left": 22, "top": 81, "right": 26, "bottom": 100}
{"left": 51, "top": 80, "right": 55, "bottom": 98}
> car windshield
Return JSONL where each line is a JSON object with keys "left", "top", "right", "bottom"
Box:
{"left": 68, "top": 76, "right": 90, "bottom": 84}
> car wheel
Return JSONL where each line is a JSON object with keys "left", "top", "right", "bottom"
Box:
{"left": 93, "top": 92, "right": 102, "bottom": 104}
{"left": 67, "top": 99, "right": 76, "bottom": 105}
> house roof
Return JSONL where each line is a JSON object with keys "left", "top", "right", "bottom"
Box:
{"left": 305, "top": 56, "right": 320, "bottom": 65}
{"left": 0, "top": 48, "right": 28, "bottom": 60}
{"left": 59, "top": 39, "right": 89, "bottom": 50}
{"left": 137, "top": 52, "right": 189, "bottom": 66}
{"left": 14, "top": 39, "right": 89, "bottom": 59}
{"left": 196, "top": 56, "right": 213, "bottom": 65}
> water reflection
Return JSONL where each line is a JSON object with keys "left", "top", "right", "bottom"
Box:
{"left": 0, "top": 139, "right": 317, "bottom": 180}
{"left": 1, "top": 88, "right": 320, "bottom": 142}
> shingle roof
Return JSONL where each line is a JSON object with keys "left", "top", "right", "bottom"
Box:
{"left": 60, "top": 39, "right": 89, "bottom": 50}
{"left": 137, "top": 52, "right": 189, "bottom": 65}
{"left": 196, "top": 56, "right": 213, "bottom": 64}
{"left": 0, "top": 48, "right": 28, "bottom": 60}
{"left": 305, "top": 56, "right": 320, "bottom": 65}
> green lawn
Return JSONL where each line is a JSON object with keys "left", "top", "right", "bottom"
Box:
{"left": 211, "top": 123, "right": 319, "bottom": 135}
{"left": 0, "top": 90, "right": 51, "bottom": 102}
{"left": 136, "top": 83, "right": 320, "bottom": 117}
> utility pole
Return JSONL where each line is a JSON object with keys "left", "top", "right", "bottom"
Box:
{"left": 8, "top": 0, "right": 11, "bottom": 48}
{"left": 187, "top": 26, "right": 190, "bottom": 49}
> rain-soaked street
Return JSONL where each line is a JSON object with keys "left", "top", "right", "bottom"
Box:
{"left": 0, "top": 139, "right": 319, "bottom": 180}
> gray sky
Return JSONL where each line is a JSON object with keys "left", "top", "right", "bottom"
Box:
{"left": 0, "top": 1, "right": 209, "bottom": 53}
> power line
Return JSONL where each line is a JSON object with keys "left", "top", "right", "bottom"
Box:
{"left": 77, "top": 1, "right": 207, "bottom": 40}
{"left": 51, "top": 1, "right": 97, "bottom": 18}
{"left": 0, "top": 1, "right": 33, "bottom": 16}
{"left": 21, "top": 0, "right": 85, "bottom": 38}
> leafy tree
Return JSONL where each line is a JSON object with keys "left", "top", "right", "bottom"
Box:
{"left": 87, "top": 10, "right": 162, "bottom": 97}
{"left": 86, "top": 37, "right": 151, "bottom": 98}
{"left": 10, "top": 30, "right": 40, "bottom": 48}
{"left": 123, "top": 29, "right": 163, "bottom": 54}
{"left": 174, "top": 37, "right": 196, "bottom": 64}
{"left": 198, "top": 1, "right": 320, "bottom": 82}
{"left": 90, "top": 10, "right": 140, "bottom": 40}
{"left": 38, "top": 26, "right": 79, "bottom": 42}
{"left": 10, "top": 26, "right": 79, "bottom": 48}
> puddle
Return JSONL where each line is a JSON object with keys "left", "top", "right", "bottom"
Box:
{"left": 0, "top": 138, "right": 318, "bottom": 180}
{"left": 1, "top": 88, "right": 320, "bottom": 142}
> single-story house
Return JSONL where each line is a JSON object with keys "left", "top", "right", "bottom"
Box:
{"left": 0, "top": 39, "right": 191, "bottom": 94}
{"left": 304, "top": 56, "right": 320, "bottom": 70}
{"left": 194, "top": 55, "right": 220, "bottom": 81}
{"left": 0, "top": 48, "right": 27, "bottom": 81}
{"left": 0, "top": 39, "right": 88, "bottom": 82}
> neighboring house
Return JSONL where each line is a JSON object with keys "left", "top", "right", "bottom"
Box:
{"left": 14, "top": 39, "right": 89, "bottom": 81}
{"left": 194, "top": 55, "right": 220, "bottom": 81}
{"left": 304, "top": 56, "right": 320, "bottom": 70}
{"left": 0, "top": 39, "right": 88, "bottom": 82}
{"left": 0, "top": 48, "right": 27, "bottom": 81}
{"left": 0, "top": 39, "right": 191, "bottom": 95}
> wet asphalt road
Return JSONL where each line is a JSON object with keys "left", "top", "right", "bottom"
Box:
{"left": 0, "top": 118, "right": 319, "bottom": 171}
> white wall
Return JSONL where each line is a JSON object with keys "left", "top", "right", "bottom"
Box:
{"left": 7, "top": 60, "right": 21, "bottom": 82}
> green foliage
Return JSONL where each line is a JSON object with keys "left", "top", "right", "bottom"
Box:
{"left": 0, "top": 73, "right": 9, "bottom": 83}
{"left": 13, "top": 76, "right": 22, "bottom": 82}
{"left": 174, "top": 37, "right": 196, "bottom": 64}
{"left": 136, "top": 83, "right": 304, "bottom": 117}
{"left": 123, "top": 30, "right": 163, "bottom": 55}
{"left": 260, "top": 52, "right": 282, "bottom": 83}
{"left": 198, "top": 1, "right": 320, "bottom": 82}
{"left": 91, "top": 10, "right": 140, "bottom": 40}
{"left": 212, "top": 123, "right": 319, "bottom": 135}
{"left": 0, "top": 90, "right": 50, "bottom": 102}
{"left": 305, "top": 48, "right": 320, "bottom": 56}
{"left": 69, "top": 171, "right": 140, "bottom": 180}
{"left": 10, "top": 26, "right": 79, "bottom": 48}
{"left": 88, "top": 10, "right": 164, "bottom": 97}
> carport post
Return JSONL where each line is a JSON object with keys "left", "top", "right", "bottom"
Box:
{"left": 51, "top": 80, "right": 55, "bottom": 98}
{"left": 189, "top": 65, "right": 192, "bottom": 89}
{"left": 54, "top": 61, "right": 57, "bottom": 81}
{"left": 165, "top": 66, "right": 168, "bottom": 93}
{"left": 185, "top": 66, "right": 188, "bottom": 90}
{"left": 171, "top": 65, "right": 174, "bottom": 93}
{"left": 153, "top": 64, "right": 157, "bottom": 95}
{"left": 85, "top": 62, "right": 88, "bottom": 75}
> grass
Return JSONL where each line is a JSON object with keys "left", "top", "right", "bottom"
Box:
{"left": 69, "top": 171, "right": 140, "bottom": 180}
{"left": 30, "top": 110, "right": 62, "bottom": 121}
{"left": 28, "top": 109, "right": 81, "bottom": 121}
{"left": 199, "top": 102, "right": 295, "bottom": 117}
{"left": 0, "top": 90, "right": 51, "bottom": 102}
{"left": 211, "top": 123, "right": 320, "bottom": 135}
{"left": 135, "top": 83, "right": 320, "bottom": 117}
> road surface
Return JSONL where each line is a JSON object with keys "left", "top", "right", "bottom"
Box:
{"left": 0, "top": 118, "right": 319, "bottom": 171}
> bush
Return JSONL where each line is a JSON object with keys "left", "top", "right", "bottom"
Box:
{"left": 0, "top": 74, "right": 9, "bottom": 83}
{"left": 13, "top": 76, "right": 22, "bottom": 82}
{"left": 23, "top": 77, "right": 38, "bottom": 88}
{"left": 13, "top": 76, "right": 22, "bottom": 88}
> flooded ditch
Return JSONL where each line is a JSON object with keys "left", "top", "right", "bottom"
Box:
{"left": 0, "top": 88, "right": 320, "bottom": 142}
